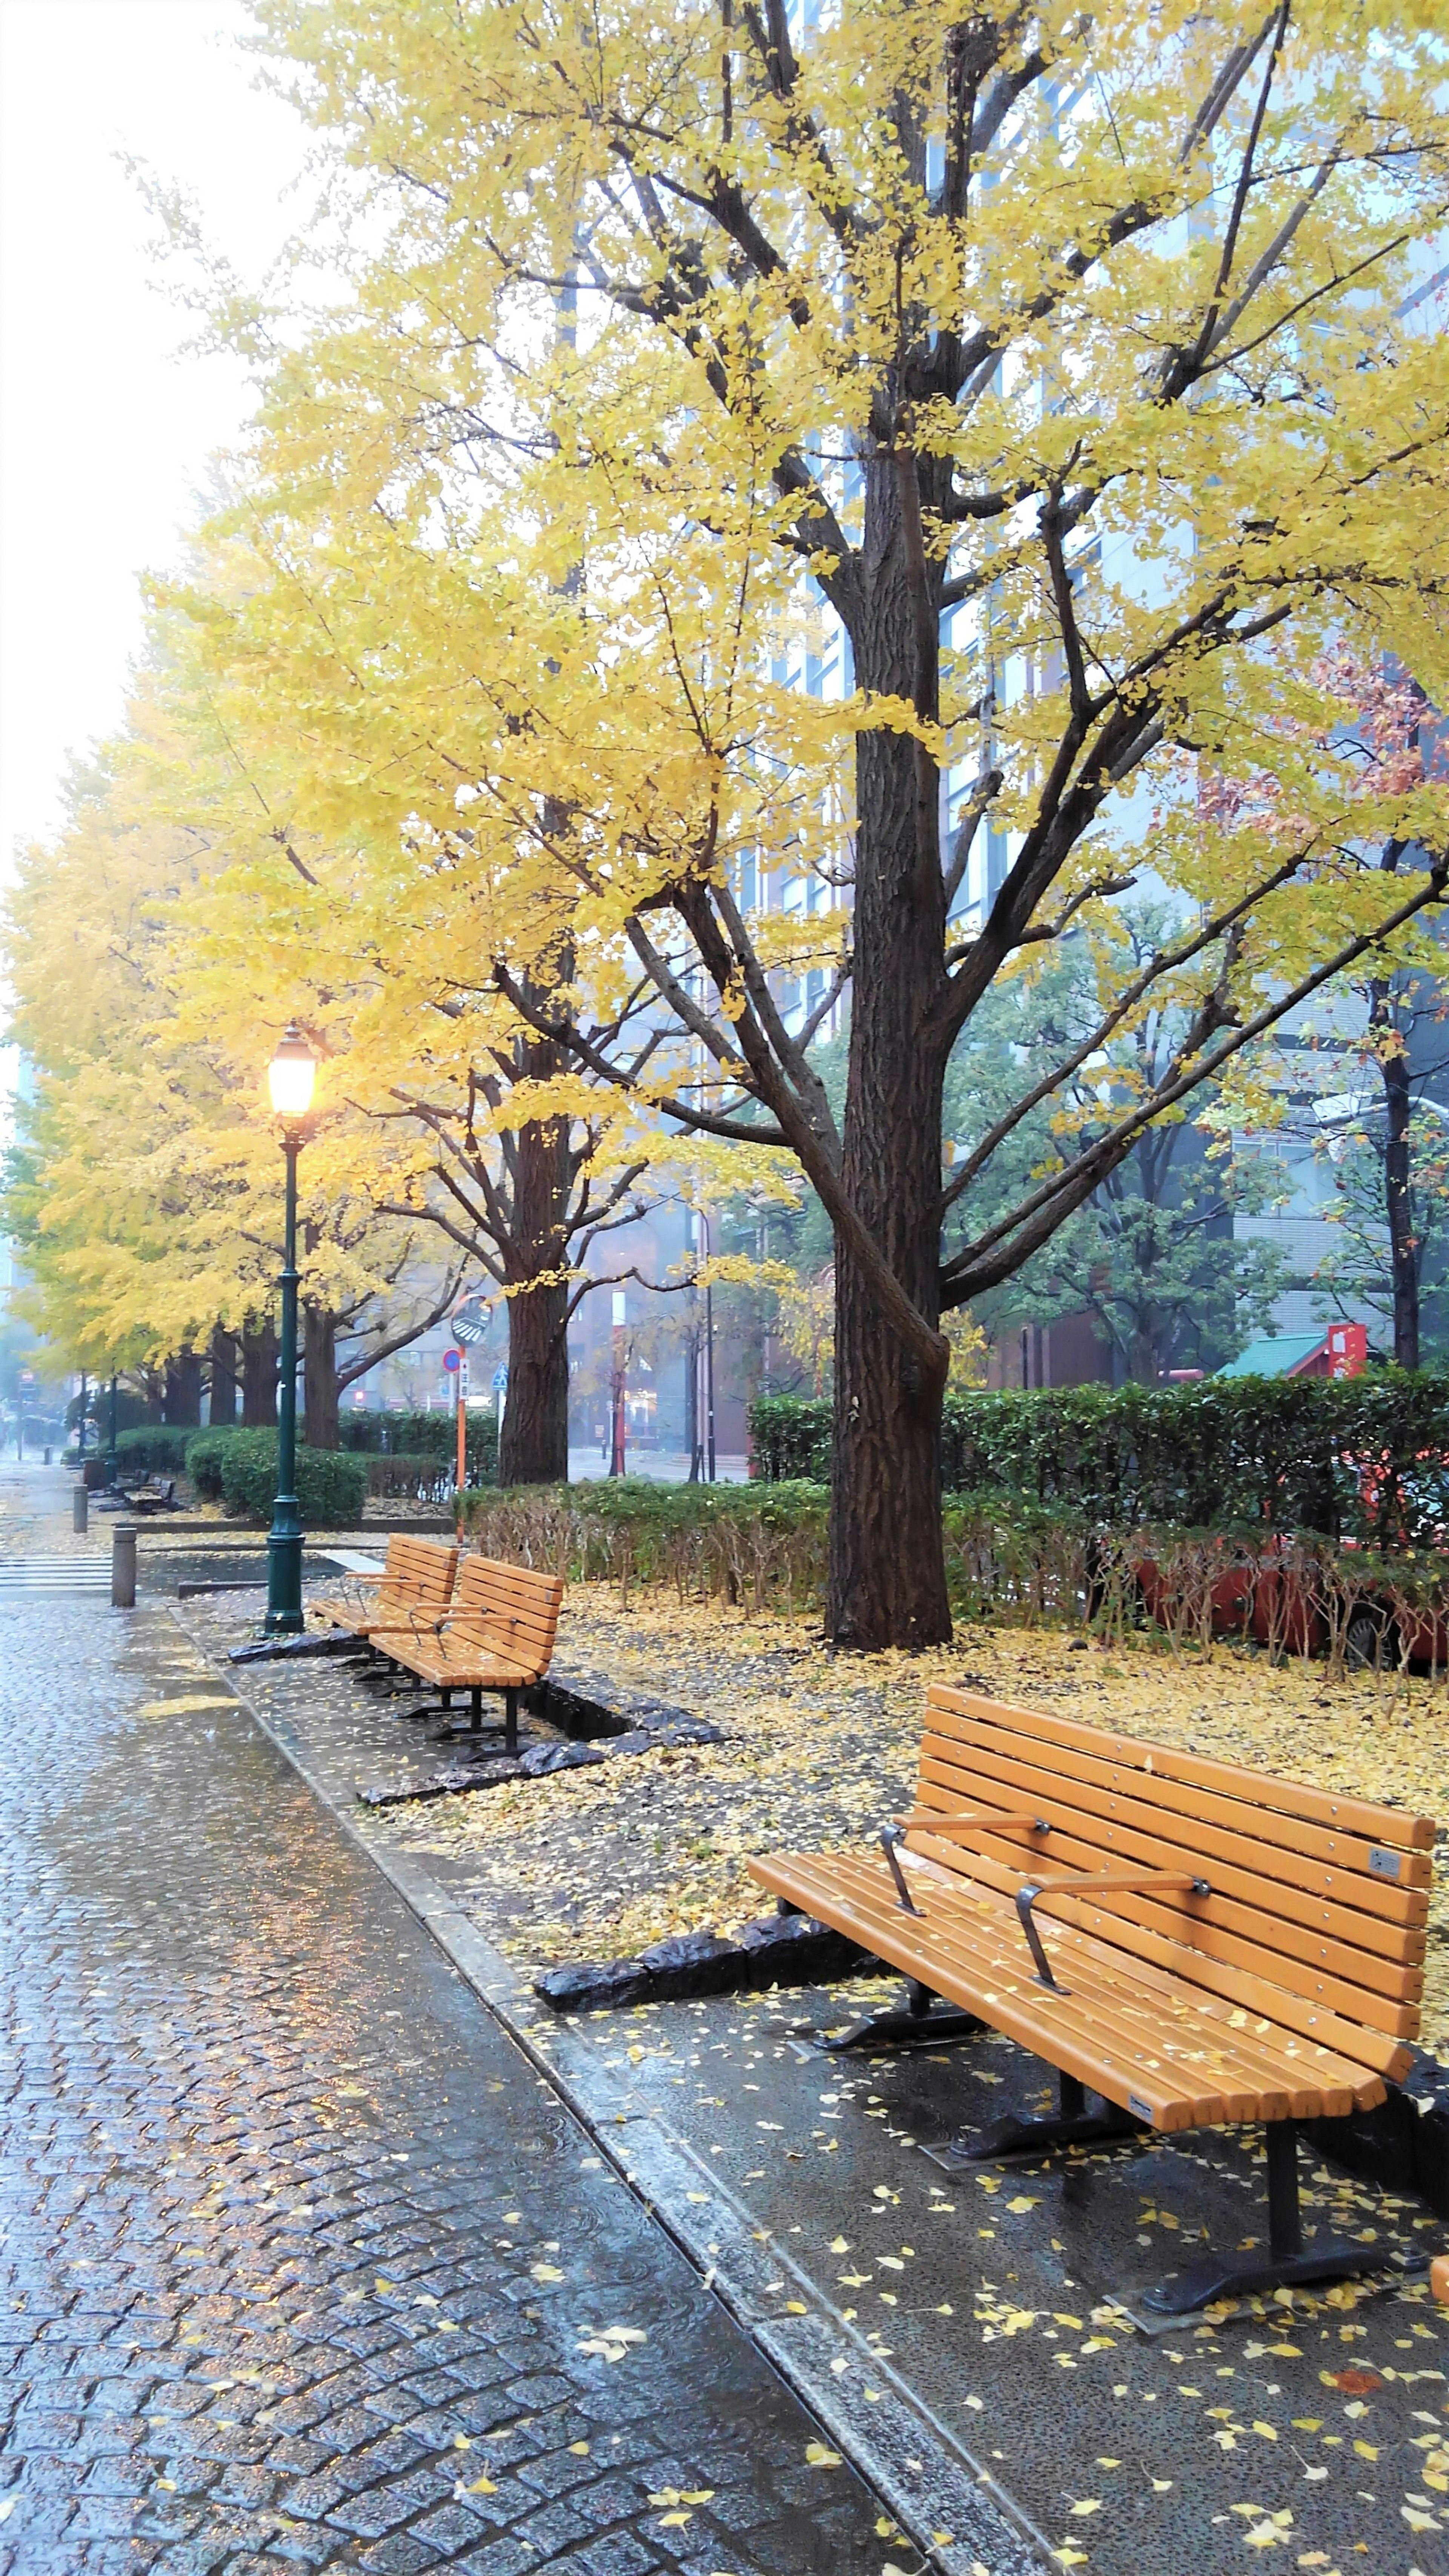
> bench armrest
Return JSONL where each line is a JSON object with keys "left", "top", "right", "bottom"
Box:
{"left": 1017, "top": 1868, "right": 1211, "bottom": 1990}
{"left": 880, "top": 1811, "right": 1054, "bottom": 1912}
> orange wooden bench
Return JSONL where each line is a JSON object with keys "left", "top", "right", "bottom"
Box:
{"left": 381, "top": 1552, "right": 565, "bottom": 1755}
{"left": 749, "top": 1681, "right": 1435, "bottom": 2315}
{"left": 310, "top": 1534, "right": 458, "bottom": 1645}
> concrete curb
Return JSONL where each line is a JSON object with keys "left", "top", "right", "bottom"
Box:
{"left": 186, "top": 1611, "right": 1052, "bottom": 2576}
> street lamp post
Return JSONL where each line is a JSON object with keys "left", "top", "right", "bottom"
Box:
{"left": 263, "top": 1025, "right": 317, "bottom": 1635}
{"left": 106, "top": 1373, "right": 119, "bottom": 1491}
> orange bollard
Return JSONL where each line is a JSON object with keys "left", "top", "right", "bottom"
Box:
{"left": 1431, "top": 2255, "right": 1449, "bottom": 2306}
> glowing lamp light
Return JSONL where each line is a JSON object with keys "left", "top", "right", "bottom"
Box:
{"left": 267, "top": 1024, "right": 317, "bottom": 1123}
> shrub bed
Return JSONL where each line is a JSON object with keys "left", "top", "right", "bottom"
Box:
{"left": 365, "top": 1452, "right": 456, "bottom": 1502}
{"left": 458, "top": 1478, "right": 830, "bottom": 1612}
{"left": 112, "top": 1424, "right": 196, "bottom": 1476}
{"left": 456, "top": 1476, "right": 1449, "bottom": 1674}
{"left": 751, "top": 1375, "right": 1449, "bottom": 1546}
{"left": 341, "top": 1409, "right": 498, "bottom": 1479}
{"left": 183, "top": 1427, "right": 368, "bottom": 1524}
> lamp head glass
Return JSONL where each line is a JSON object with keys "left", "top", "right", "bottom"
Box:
{"left": 268, "top": 1024, "right": 317, "bottom": 1122}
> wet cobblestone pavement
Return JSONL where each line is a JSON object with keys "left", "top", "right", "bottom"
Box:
{"left": 0, "top": 1473, "right": 920, "bottom": 2574}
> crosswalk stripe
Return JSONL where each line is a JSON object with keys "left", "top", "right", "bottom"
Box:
{"left": 0, "top": 1559, "right": 112, "bottom": 1589}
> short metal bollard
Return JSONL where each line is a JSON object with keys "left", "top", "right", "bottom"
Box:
{"left": 111, "top": 1522, "right": 137, "bottom": 1610}
{"left": 72, "top": 1482, "right": 88, "bottom": 1535}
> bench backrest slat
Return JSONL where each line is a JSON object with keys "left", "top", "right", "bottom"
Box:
{"left": 374, "top": 1535, "right": 458, "bottom": 1618}
{"left": 445, "top": 1553, "right": 565, "bottom": 1677}
{"left": 920, "top": 1710, "right": 1432, "bottom": 1913}
{"left": 910, "top": 1684, "right": 1433, "bottom": 2046}
{"left": 917, "top": 1738, "right": 1429, "bottom": 1935}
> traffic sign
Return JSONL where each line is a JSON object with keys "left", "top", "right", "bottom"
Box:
{"left": 492, "top": 1365, "right": 509, "bottom": 1392}
{"left": 452, "top": 1296, "right": 491, "bottom": 1344}
{"left": 442, "top": 1348, "right": 463, "bottom": 1373}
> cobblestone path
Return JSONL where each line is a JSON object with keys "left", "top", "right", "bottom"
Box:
{"left": 0, "top": 1555, "right": 895, "bottom": 2571}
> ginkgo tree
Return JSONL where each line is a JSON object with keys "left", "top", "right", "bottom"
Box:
{"left": 230, "top": 0, "right": 1449, "bottom": 1644}
{"left": 2, "top": 669, "right": 463, "bottom": 1439}
{"left": 150, "top": 388, "right": 809, "bottom": 1483}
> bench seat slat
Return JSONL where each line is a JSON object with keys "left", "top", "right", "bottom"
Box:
{"left": 933, "top": 1687, "right": 1434, "bottom": 1854}
{"left": 912, "top": 1766, "right": 1426, "bottom": 1996}
{"left": 923, "top": 1709, "right": 1433, "bottom": 1908}
{"left": 391, "top": 1646, "right": 536, "bottom": 1688}
{"left": 749, "top": 1851, "right": 1387, "bottom": 2126}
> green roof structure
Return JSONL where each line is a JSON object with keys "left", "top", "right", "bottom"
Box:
{"left": 1214, "top": 1332, "right": 1328, "bottom": 1380}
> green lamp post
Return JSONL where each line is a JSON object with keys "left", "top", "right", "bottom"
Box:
{"left": 263, "top": 1024, "right": 317, "bottom": 1635}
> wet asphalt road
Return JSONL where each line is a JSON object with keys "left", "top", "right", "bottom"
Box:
{"left": 0, "top": 1490, "right": 901, "bottom": 2572}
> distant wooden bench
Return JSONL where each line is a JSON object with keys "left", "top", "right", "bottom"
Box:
{"left": 749, "top": 1682, "right": 1435, "bottom": 2316}
{"left": 380, "top": 1552, "right": 565, "bottom": 1756}
{"left": 122, "top": 1477, "right": 177, "bottom": 1514}
{"left": 311, "top": 1534, "right": 458, "bottom": 1644}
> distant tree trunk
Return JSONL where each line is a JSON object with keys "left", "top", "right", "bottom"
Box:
{"left": 163, "top": 1352, "right": 203, "bottom": 1426}
{"left": 1368, "top": 835, "right": 1419, "bottom": 1371}
{"left": 209, "top": 1327, "right": 239, "bottom": 1425}
{"left": 1380, "top": 1021, "right": 1420, "bottom": 1370}
{"left": 241, "top": 1320, "right": 278, "bottom": 1427}
{"left": 303, "top": 1304, "right": 341, "bottom": 1450}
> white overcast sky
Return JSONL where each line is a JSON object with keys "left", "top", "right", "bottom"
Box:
{"left": 0, "top": 0, "right": 310, "bottom": 868}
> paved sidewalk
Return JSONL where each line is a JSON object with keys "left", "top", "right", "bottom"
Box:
{"left": 0, "top": 1465, "right": 943, "bottom": 2574}
{"left": 174, "top": 1560, "right": 1449, "bottom": 2576}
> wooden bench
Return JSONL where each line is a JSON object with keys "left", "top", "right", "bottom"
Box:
{"left": 311, "top": 1534, "right": 458, "bottom": 1644}
{"left": 749, "top": 1681, "right": 1435, "bottom": 2315}
{"left": 380, "top": 1552, "right": 565, "bottom": 1755}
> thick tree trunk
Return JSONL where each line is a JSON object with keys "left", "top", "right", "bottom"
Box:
{"left": 498, "top": 1113, "right": 571, "bottom": 1486}
{"left": 209, "top": 1327, "right": 239, "bottom": 1426}
{"left": 241, "top": 1320, "right": 278, "bottom": 1427}
{"left": 1383, "top": 1039, "right": 1419, "bottom": 1369}
{"left": 828, "top": 460, "right": 952, "bottom": 1647}
{"left": 163, "top": 1352, "right": 203, "bottom": 1426}
{"left": 303, "top": 1304, "right": 341, "bottom": 1450}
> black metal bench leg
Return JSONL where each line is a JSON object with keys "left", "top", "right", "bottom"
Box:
{"left": 432, "top": 1686, "right": 523, "bottom": 1754}
{"left": 948, "top": 2064, "right": 1146, "bottom": 2161}
{"left": 1137, "top": 2121, "right": 1424, "bottom": 2316}
{"left": 810, "top": 1976, "right": 987, "bottom": 2053}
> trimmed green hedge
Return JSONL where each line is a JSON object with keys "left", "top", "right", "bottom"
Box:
{"left": 749, "top": 1376, "right": 1449, "bottom": 1547}
{"left": 183, "top": 1427, "right": 368, "bottom": 1524}
{"left": 112, "top": 1425, "right": 195, "bottom": 1475}
{"left": 750, "top": 1397, "right": 833, "bottom": 1484}
{"left": 340, "top": 1409, "right": 498, "bottom": 1477}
